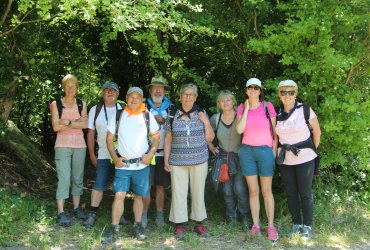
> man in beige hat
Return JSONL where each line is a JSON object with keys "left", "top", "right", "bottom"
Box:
{"left": 142, "top": 76, "right": 172, "bottom": 228}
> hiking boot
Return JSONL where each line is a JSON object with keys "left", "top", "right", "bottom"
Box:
{"left": 288, "top": 224, "right": 302, "bottom": 238}
{"left": 267, "top": 225, "right": 279, "bottom": 241}
{"left": 240, "top": 216, "right": 251, "bottom": 229}
{"left": 83, "top": 213, "right": 96, "bottom": 229}
{"left": 250, "top": 224, "right": 261, "bottom": 236}
{"left": 141, "top": 214, "right": 148, "bottom": 229}
{"left": 101, "top": 225, "right": 120, "bottom": 244}
{"left": 73, "top": 208, "right": 87, "bottom": 220}
{"left": 301, "top": 225, "right": 312, "bottom": 241}
{"left": 227, "top": 217, "right": 237, "bottom": 228}
{"left": 57, "top": 212, "right": 71, "bottom": 227}
{"left": 119, "top": 216, "right": 129, "bottom": 226}
{"left": 155, "top": 216, "right": 165, "bottom": 227}
{"left": 194, "top": 224, "right": 211, "bottom": 238}
{"left": 175, "top": 224, "right": 185, "bottom": 240}
{"left": 133, "top": 223, "right": 147, "bottom": 241}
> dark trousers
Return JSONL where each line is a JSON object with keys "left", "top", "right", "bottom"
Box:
{"left": 279, "top": 160, "right": 315, "bottom": 226}
{"left": 222, "top": 171, "right": 250, "bottom": 219}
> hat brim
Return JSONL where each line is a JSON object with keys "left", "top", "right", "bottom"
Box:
{"left": 145, "top": 83, "right": 171, "bottom": 90}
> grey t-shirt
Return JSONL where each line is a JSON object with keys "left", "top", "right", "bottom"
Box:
{"left": 210, "top": 113, "right": 241, "bottom": 153}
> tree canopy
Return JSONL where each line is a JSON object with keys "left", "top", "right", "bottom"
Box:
{"left": 0, "top": 0, "right": 369, "bottom": 192}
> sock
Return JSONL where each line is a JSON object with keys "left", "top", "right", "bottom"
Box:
{"left": 142, "top": 212, "right": 148, "bottom": 218}
{"left": 156, "top": 211, "right": 163, "bottom": 218}
{"left": 89, "top": 206, "right": 98, "bottom": 214}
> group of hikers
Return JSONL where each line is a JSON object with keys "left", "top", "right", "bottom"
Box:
{"left": 50, "top": 73, "right": 321, "bottom": 244}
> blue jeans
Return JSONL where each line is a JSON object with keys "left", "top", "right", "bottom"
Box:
{"left": 93, "top": 159, "right": 114, "bottom": 191}
{"left": 222, "top": 170, "right": 250, "bottom": 219}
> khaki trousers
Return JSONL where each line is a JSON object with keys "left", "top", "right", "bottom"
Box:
{"left": 169, "top": 161, "right": 208, "bottom": 223}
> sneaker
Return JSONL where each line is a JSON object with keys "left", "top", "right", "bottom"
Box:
{"left": 101, "top": 224, "right": 120, "bottom": 244}
{"left": 73, "top": 208, "right": 87, "bottom": 220}
{"left": 83, "top": 213, "right": 96, "bottom": 229}
{"left": 175, "top": 224, "right": 185, "bottom": 240}
{"left": 155, "top": 216, "right": 165, "bottom": 227}
{"left": 57, "top": 212, "right": 71, "bottom": 227}
{"left": 141, "top": 214, "right": 148, "bottom": 229}
{"left": 267, "top": 225, "right": 279, "bottom": 241}
{"left": 288, "top": 224, "right": 302, "bottom": 238}
{"left": 250, "top": 224, "right": 261, "bottom": 236}
{"left": 119, "top": 216, "right": 129, "bottom": 226}
{"left": 301, "top": 225, "right": 312, "bottom": 241}
{"left": 194, "top": 224, "right": 211, "bottom": 238}
{"left": 133, "top": 223, "right": 147, "bottom": 241}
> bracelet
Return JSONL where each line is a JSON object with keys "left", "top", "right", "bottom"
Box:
{"left": 67, "top": 120, "right": 72, "bottom": 126}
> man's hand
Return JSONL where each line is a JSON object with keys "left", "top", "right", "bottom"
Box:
{"left": 141, "top": 153, "right": 153, "bottom": 165}
{"left": 114, "top": 157, "right": 125, "bottom": 168}
{"left": 164, "top": 162, "right": 171, "bottom": 172}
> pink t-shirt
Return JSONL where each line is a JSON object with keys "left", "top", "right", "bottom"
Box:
{"left": 54, "top": 101, "right": 86, "bottom": 149}
{"left": 236, "top": 101, "right": 276, "bottom": 147}
{"left": 275, "top": 106, "right": 317, "bottom": 165}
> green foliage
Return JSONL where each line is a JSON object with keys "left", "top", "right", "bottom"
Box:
{"left": 247, "top": 0, "right": 370, "bottom": 171}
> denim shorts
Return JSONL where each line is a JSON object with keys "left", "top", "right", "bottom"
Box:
{"left": 93, "top": 159, "right": 114, "bottom": 191}
{"left": 238, "top": 145, "right": 275, "bottom": 177}
{"left": 113, "top": 166, "right": 150, "bottom": 196}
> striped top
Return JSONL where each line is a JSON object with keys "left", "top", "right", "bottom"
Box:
{"left": 165, "top": 110, "right": 209, "bottom": 166}
{"left": 54, "top": 101, "right": 86, "bottom": 149}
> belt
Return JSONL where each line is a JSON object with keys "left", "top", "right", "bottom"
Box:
{"left": 122, "top": 158, "right": 141, "bottom": 164}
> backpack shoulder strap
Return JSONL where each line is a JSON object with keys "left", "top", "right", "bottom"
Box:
{"left": 93, "top": 102, "right": 104, "bottom": 129}
{"left": 115, "top": 109, "right": 124, "bottom": 136}
{"left": 264, "top": 100, "right": 274, "bottom": 140}
{"left": 168, "top": 104, "right": 177, "bottom": 131}
{"left": 303, "top": 104, "right": 313, "bottom": 132}
{"left": 143, "top": 111, "right": 151, "bottom": 146}
{"left": 55, "top": 98, "right": 63, "bottom": 119}
{"left": 77, "top": 98, "right": 83, "bottom": 116}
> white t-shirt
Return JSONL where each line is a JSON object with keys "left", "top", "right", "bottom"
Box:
{"left": 148, "top": 108, "right": 168, "bottom": 156}
{"left": 275, "top": 106, "right": 317, "bottom": 165}
{"left": 88, "top": 104, "right": 123, "bottom": 159}
{"left": 107, "top": 110, "right": 159, "bottom": 170}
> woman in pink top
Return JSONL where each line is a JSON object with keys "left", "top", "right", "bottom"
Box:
{"left": 275, "top": 80, "right": 321, "bottom": 240}
{"left": 51, "top": 74, "right": 88, "bottom": 227}
{"left": 236, "top": 78, "right": 279, "bottom": 241}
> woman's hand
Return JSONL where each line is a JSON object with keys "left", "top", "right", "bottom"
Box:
{"left": 198, "top": 111, "right": 210, "bottom": 125}
{"left": 164, "top": 162, "right": 171, "bottom": 172}
{"left": 244, "top": 99, "right": 250, "bottom": 111}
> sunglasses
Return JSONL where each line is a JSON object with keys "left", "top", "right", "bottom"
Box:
{"left": 246, "top": 86, "right": 261, "bottom": 90}
{"left": 280, "top": 90, "right": 296, "bottom": 96}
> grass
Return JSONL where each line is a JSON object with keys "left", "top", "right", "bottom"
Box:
{"left": 0, "top": 178, "right": 369, "bottom": 250}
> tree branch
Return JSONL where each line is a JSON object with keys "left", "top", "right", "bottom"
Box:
{"left": 0, "top": 0, "right": 14, "bottom": 26}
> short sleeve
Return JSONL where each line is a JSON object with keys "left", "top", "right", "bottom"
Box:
{"left": 267, "top": 102, "right": 277, "bottom": 118}
{"left": 148, "top": 112, "right": 160, "bottom": 134}
{"left": 87, "top": 106, "right": 96, "bottom": 130}
{"left": 309, "top": 107, "right": 317, "bottom": 120}
{"left": 236, "top": 103, "right": 244, "bottom": 117}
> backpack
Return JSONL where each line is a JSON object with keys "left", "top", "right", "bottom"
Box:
{"left": 93, "top": 101, "right": 126, "bottom": 136}
{"left": 114, "top": 108, "right": 151, "bottom": 147}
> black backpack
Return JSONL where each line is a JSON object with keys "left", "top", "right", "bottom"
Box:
{"left": 114, "top": 108, "right": 151, "bottom": 147}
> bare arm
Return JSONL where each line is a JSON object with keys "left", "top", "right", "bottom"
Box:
{"left": 51, "top": 102, "right": 70, "bottom": 132}
{"left": 87, "top": 129, "right": 97, "bottom": 167}
{"left": 69, "top": 101, "right": 88, "bottom": 129}
{"left": 309, "top": 117, "right": 321, "bottom": 148}
{"left": 164, "top": 131, "right": 172, "bottom": 172}
{"left": 199, "top": 111, "right": 215, "bottom": 143}
{"left": 271, "top": 117, "right": 278, "bottom": 157}
{"left": 235, "top": 100, "right": 249, "bottom": 134}
{"left": 106, "top": 131, "right": 124, "bottom": 168}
